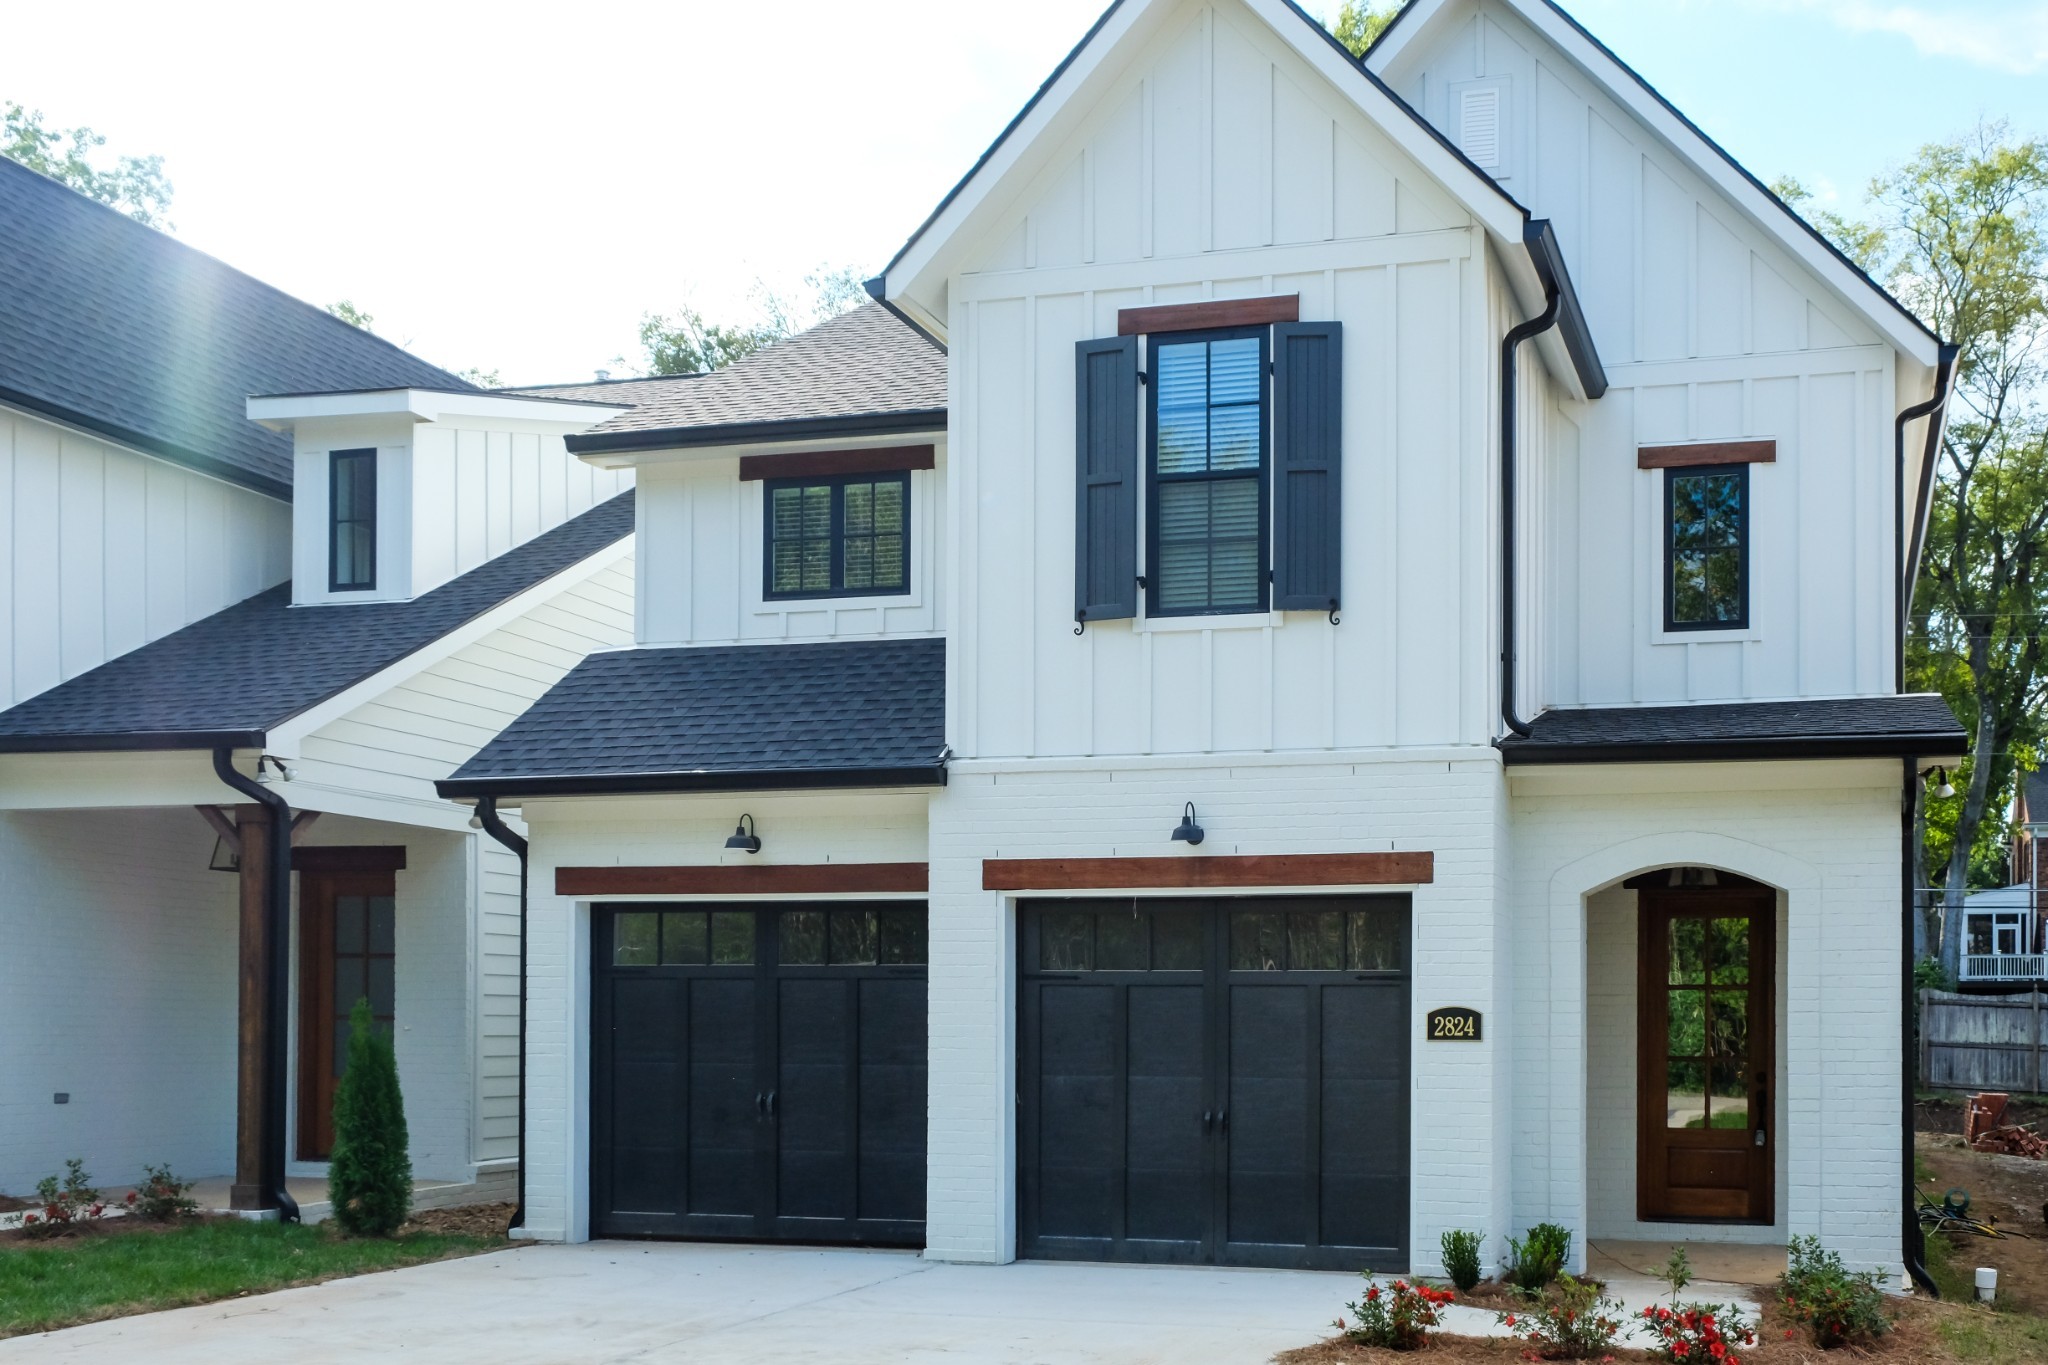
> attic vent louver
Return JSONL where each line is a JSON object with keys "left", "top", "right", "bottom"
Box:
{"left": 1451, "top": 77, "right": 1511, "bottom": 176}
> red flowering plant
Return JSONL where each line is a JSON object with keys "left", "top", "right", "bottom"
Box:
{"left": 1496, "top": 1275, "right": 1625, "bottom": 1358}
{"left": 20, "top": 1159, "right": 104, "bottom": 1240}
{"left": 1336, "top": 1277, "right": 1458, "bottom": 1351}
{"left": 1640, "top": 1303, "right": 1757, "bottom": 1364}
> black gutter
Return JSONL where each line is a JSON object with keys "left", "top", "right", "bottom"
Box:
{"left": 1896, "top": 344, "right": 1962, "bottom": 689}
{"left": 209, "top": 748, "right": 300, "bottom": 1225}
{"left": 1500, "top": 731, "right": 1967, "bottom": 766}
{"left": 862, "top": 278, "right": 950, "bottom": 353}
{"left": 1901, "top": 756, "right": 1939, "bottom": 1296}
{"left": 1523, "top": 222, "right": 1608, "bottom": 399}
{"left": 473, "top": 797, "right": 530, "bottom": 1234}
{"left": 1498, "top": 222, "right": 1565, "bottom": 740}
{"left": 437, "top": 763, "right": 950, "bottom": 801}
{"left": 566, "top": 408, "right": 946, "bottom": 457}
{"left": 0, "top": 382, "right": 294, "bottom": 503}
{"left": 0, "top": 728, "right": 267, "bottom": 754}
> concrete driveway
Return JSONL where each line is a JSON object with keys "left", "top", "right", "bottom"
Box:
{"left": 2, "top": 1242, "right": 1358, "bottom": 1364}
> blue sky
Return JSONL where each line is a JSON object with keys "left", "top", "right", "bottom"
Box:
{"left": 0, "top": 1, "right": 2041, "bottom": 384}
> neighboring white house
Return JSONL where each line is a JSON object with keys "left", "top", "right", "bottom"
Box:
{"left": 0, "top": 156, "right": 657, "bottom": 1218}
{"left": 439, "top": 0, "right": 1965, "bottom": 1285}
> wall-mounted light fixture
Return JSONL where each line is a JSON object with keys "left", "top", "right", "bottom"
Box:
{"left": 1170, "top": 802, "right": 1205, "bottom": 846}
{"left": 1931, "top": 766, "right": 1956, "bottom": 800}
{"left": 725, "top": 813, "right": 762, "bottom": 855}
{"left": 254, "top": 754, "right": 298, "bottom": 783}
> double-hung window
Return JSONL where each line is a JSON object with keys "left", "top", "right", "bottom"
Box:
{"left": 1663, "top": 464, "right": 1747, "bottom": 630}
{"left": 329, "top": 448, "right": 377, "bottom": 592}
{"left": 1148, "top": 329, "right": 1268, "bottom": 615}
{"left": 765, "top": 472, "right": 910, "bottom": 599}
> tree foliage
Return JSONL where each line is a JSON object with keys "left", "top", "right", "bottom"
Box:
{"left": 327, "top": 300, "right": 375, "bottom": 331}
{"left": 3, "top": 101, "right": 172, "bottom": 228}
{"left": 632, "top": 264, "right": 869, "bottom": 376}
{"left": 329, "top": 998, "right": 412, "bottom": 1237}
{"left": 1330, "top": 1, "right": 1404, "bottom": 57}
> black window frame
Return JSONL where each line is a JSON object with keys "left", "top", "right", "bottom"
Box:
{"left": 328, "top": 447, "right": 377, "bottom": 593}
{"left": 1662, "top": 461, "right": 1749, "bottom": 633}
{"left": 1143, "top": 324, "right": 1272, "bottom": 618}
{"left": 762, "top": 469, "right": 913, "bottom": 602}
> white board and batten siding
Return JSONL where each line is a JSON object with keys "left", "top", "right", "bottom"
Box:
{"left": 0, "top": 401, "right": 290, "bottom": 710}
{"left": 1386, "top": 0, "right": 1906, "bottom": 707}
{"left": 950, "top": 0, "right": 1497, "bottom": 761}
{"left": 633, "top": 455, "right": 945, "bottom": 647}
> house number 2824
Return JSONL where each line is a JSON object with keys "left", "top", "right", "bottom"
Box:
{"left": 1426, "top": 1008, "right": 1482, "bottom": 1041}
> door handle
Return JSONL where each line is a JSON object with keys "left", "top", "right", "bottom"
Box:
{"left": 755, "top": 1091, "right": 766, "bottom": 1117}
{"left": 1218, "top": 1109, "right": 1229, "bottom": 1136}
{"left": 766, "top": 1090, "right": 778, "bottom": 1120}
{"left": 1753, "top": 1087, "right": 1767, "bottom": 1147}
{"left": 1202, "top": 1109, "right": 1214, "bottom": 1130}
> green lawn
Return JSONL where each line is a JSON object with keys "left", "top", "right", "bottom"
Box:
{"left": 0, "top": 1219, "right": 504, "bottom": 1340}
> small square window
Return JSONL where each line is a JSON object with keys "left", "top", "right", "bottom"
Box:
{"left": 765, "top": 473, "right": 910, "bottom": 600}
{"left": 1664, "top": 464, "right": 1748, "bottom": 631}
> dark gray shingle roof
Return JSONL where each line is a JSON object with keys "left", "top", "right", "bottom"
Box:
{"left": 504, "top": 374, "right": 708, "bottom": 405}
{"left": 0, "top": 156, "right": 475, "bottom": 497}
{"left": 568, "top": 303, "right": 947, "bottom": 453}
{"left": 437, "top": 637, "right": 947, "bottom": 797}
{"left": 0, "top": 491, "right": 635, "bottom": 752}
{"left": 2022, "top": 772, "right": 2048, "bottom": 826}
{"left": 1498, "top": 694, "right": 1966, "bottom": 764}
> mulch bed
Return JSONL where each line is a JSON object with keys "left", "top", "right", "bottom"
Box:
{"left": 400, "top": 1202, "right": 517, "bottom": 1240}
{"left": 0, "top": 1213, "right": 240, "bottom": 1248}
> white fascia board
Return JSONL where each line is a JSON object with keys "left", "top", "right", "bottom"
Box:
{"left": 1374, "top": 0, "right": 1941, "bottom": 367}
{"left": 578, "top": 430, "right": 947, "bottom": 472}
{"left": 247, "top": 389, "right": 630, "bottom": 433}
{"left": 264, "top": 534, "right": 634, "bottom": 755}
{"left": 0, "top": 750, "right": 235, "bottom": 811}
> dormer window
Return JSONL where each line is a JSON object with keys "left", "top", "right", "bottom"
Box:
{"left": 329, "top": 448, "right": 377, "bottom": 592}
{"left": 765, "top": 472, "right": 910, "bottom": 599}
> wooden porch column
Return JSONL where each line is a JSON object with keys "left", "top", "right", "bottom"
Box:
{"left": 231, "top": 804, "right": 273, "bottom": 1211}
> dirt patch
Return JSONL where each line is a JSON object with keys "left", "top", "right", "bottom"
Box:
{"left": 399, "top": 1202, "right": 516, "bottom": 1240}
{"left": 1438, "top": 1279, "right": 1609, "bottom": 1314}
{"left": 1917, "top": 1091, "right": 2048, "bottom": 1137}
{"left": 1916, "top": 1131, "right": 2048, "bottom": 1313}
{"left": 0, "top": 1212, "right": 238, "bottom": 1248}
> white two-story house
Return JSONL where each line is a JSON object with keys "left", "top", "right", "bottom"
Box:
{"left": 442, "top": 0, "right": 1965, "bottom": 1283}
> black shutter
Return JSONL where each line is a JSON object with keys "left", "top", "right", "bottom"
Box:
{"left": 1271, "top": 321, "right": 1343, "bottom": 613}
{"left": 1074, "top": 335, "right": 1141, "bottom": 624}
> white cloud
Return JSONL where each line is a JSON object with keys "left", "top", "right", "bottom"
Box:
{"left": 1766, "top": 0, "right": 2048, "bottom": 74}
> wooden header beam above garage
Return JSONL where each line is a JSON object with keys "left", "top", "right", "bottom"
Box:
{"left": 982, "top": 851, "right": 1433, "bottom": 891}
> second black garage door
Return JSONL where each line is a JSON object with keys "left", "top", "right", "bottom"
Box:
{"left": 1019, "top": 896, "right": 1410, "bottom": 1271}
{"left": 592, "top": 902, "right": 927, "bottom": 1245}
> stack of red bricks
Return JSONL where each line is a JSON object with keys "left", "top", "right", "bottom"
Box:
{"left": 1965, "top": 1092, "right": 2048, "bottom": 1158}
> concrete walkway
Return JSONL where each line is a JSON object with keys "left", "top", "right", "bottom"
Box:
{"left": 1, "top": 1242, "right": 1363, "bottom": 1364}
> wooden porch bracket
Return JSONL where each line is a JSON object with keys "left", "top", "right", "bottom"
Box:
{"left": 230, "top": 804, "right": 272, "bottom": 1211}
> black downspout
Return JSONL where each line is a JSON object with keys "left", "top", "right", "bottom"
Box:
{"left": 474, "top": 796, "right": 529, "bottom": 1232}
{"left": 211, "top": 748, "right": 301, "bottom": 1224}
{"left": 1894, "top": 343, "right": 1961, "bottom": 691}
{"left": 1499, "top": 256, "right": 1562, "bottom": 740}
{"left": 1902, "top": 756, "right": 1938, "bottom": 1296}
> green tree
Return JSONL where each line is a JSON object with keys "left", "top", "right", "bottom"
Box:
{"left": 3, "top": 101, "right": 172, "bottom": 228}
{"left": 1797, "top": 127, "right": 2048, "bottom": 972}
{"left": 632, "top": 264, "right": 869, "bottom": 376}
{"left": 1330, "top": 1, "right": 1404, "bottom": 57}
{"left": 329, "top": 997, "right": 412, "bottom": 1237}
{"left": 327, "top": 300, "right": 375, "bottom": 331}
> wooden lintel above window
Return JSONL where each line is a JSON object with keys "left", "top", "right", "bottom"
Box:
{"left": 980, "top": 851, "right": 1433, "bottom": 891}
{"left": 1116, "top": 294, "right": 1300, "bottom": 337}
{"left": 290, "top": 845, "right": 407, "bottom": 874}
{"left": 738, "top": 444, "right": 936, "bottom": 482}
{"left": 1637, "top": 439, "right": 1776, "bottom": 469}
{"left": 557, "top": 862, "right": 929, "bottom": 896}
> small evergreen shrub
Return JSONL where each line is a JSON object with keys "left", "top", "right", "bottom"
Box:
{"left": 1779, "top": 1235, "right": 1889, "bottom": 1349}
{"left": 1505, "top": 1221, "right": 1573, "bottom": 1293}
{"left": 22, "top": 1159, "right": 104, "bottom": 1238}
{"left": 1497, "top": 1275, "right": 1624, "bottom": 1358}
{"left": 1440, "top": 1227, "right": 1484, "bottom": 1292}
{"left": 329, "top": 997, "right": 413, "bottom": 1237}
{"left": 127, "top": 1163, "right": 199, "bottom": 1221}
{"left": 1338, "top": 1278, "right": 1456, "bottom": 1351}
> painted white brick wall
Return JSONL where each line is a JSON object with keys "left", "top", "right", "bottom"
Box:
{"left": 0, "top": 808, "right": 237, "bottom": 1195}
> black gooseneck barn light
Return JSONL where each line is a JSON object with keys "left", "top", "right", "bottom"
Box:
{"left": 1169, "top": 802, "right": 1205, "bottom": 846}
{"left": 724, "top": 813, "right": 762, "bottom": 854}
{"left": 1930, "top": 767, "right": 1956, "bottom": 800}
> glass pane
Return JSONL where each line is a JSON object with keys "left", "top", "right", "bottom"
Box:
{"left": 802, "top": 538, "right": 832, "bottom": 591}
{"left": 1209, "top": 336, "right": 1262, "bottom": 405}
{"left": 1288, "top": 912, "right": 1343, "bottom": 970}
{"left": 1666, "top": 1056, "right": 1707, "bottom": 1129}
{"left": 874, "top": 480, "right": 904, "bottom": 534}
{"left": 613, "top": 912, "right": 657, "bottom": 966}
{"left": 1667, "top": 989, "right": 1706, "bottom": 1056}
{"left": 772, "top": 538, "right": 804, "bottom": 593}
{"left": 1208, "top": 402, "right": 1260, "bottom": 471}
{"left": 1708, "top": 1057, "right": 1750, "bottom": 1129}
{"left": 780, "top": 910, "right": 825, "bottom": 966}
{"left": 878, "top": 909, "right": 928, "bottom": 965}
{"left": 1156, "top": 479, "right": 1262, "bottom": 613}
{"left": 368, "top": 957, "right": 395, "bottom": 1017}
{"left": 1669, "top": 917, "right": 1706, "bottom": 984}
{"left": 660, "top": 911, "right": 707, "bottom": 965}
{"left": 1096, "top": 910, "right": 1145, "bottom": 970}
{"left": 1152, "top": 913, "right": 1204, "bottom": 970}
{"left": 830, "top": 909, "right": 877, "bottom": 965}
{"left": 1708, "top": 991, "right": 1748, "bottom": 1063}
{"left": 772, "top": 486, "right": 804, "bottom": 538}
{"left": 1671, "top": 471, "right": 1742, "bottom": 548}
{"left": 368, "top": 897, "right": 395, "bottom": 955}
{"left": 1347, "top": 910, "right": 1402, "bottom": 971}
{"left": 710, "top": 912, "right": 754, "bottom": 965}
{"left": 1709, "top": 917, "right": 1749, "bottom": 984}
{"left": 1156, "top": 405, "right": 1208, "bottom": 474}
{"left": 1040, "top": 911, "right": 1093, "bottom": 971}
{"left": 1968, "top": 916, "right": 1994, "bottom": 954}
{"left": 335, "top": 896, "right": 366, "bottom": 955}
{"left": 802, "top": 485, "right": 832, "bottom": 537}
{"left": 1154, "top": 343, "right": 1208, "bottom": 474}
{"left": 334, "top": 1021, "right": 351, "bottom": 1079}
{"left": 873, "top": 535, "right": 905, "bottom": 589}
{"left": 1231, "top": 911, "right": 1286, "bottom": 970}
{"left": 843, "top": 536, "right": 874, "bottom": 589}
{"left": 334, "top": 960, "right": 365, "bottom": 1016}
{"left": 844, "top": 481, "right": 874, "bottom": 537}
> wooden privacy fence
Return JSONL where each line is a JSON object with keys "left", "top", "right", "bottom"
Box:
{"left": 1921, "top": 989, "right": 2048, "bottom": 1092}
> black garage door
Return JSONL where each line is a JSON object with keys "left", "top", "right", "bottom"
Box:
{"left": 1018, "top": 896, "right": 1409, "bottom": 1271}
{"left": 592, "top": 903, "right": 927, "bottom": 1244}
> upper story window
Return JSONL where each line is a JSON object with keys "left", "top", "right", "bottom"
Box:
{"left": 1149, "top": 330, "right": 1267, "bottom": 615}
{"left": 329, "top": 448, "right": 377, "bottom": 592}
{"left": 1664, "top": 464, "right": 1747, "bottom": 631}
{"left": 765, "top": 472, "right": 910, "bottom": 600}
